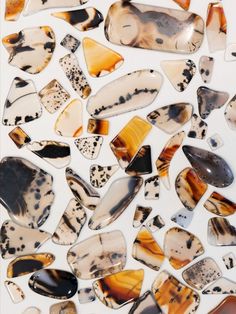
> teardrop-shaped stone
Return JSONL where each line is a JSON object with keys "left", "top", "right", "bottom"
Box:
{"left": 208, "top": 217, "right": 236, "bottom": 246}
{"left": 125, "top": 145, "right": 152, "bottom": 176}
{"left": 50, "top": 301, "right": 77, "bottom": 314}
{"left": 209, "top": 296, "right": 236, "bottom": 314}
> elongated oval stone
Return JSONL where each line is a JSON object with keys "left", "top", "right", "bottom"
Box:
{"left": 87, "top": 70, "right": 163, "bottom": 119}
{"left": 67, "top": 230, "right": 126, "bottom": 279}
{"left": 208, "top": 217, "right": 236, "bottom": 246}
{"left": 182, "top": 145, "right": 234, "bottom": 187}
{"left": 209, "top": 296, "right": 236, "bottom": 314}
{"left": 202, "top": 277, "right": 236, "bottom": 295}
{"left": 28, "top": 269, "right": 78, "bottom": 299}
{"left": 50, "top": 301, "right": 77, "bottom": 314}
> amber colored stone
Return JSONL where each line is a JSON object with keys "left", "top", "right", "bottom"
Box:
{"left": 204, "top": 191, "right": 236, "bottom": 216}
{"left": 87, "top": 119, "right": 109, "bottom": 136}
{"left": 208, "top": 296, "right": 236, "bottom": 314}
{"left": 8, "top": 127, "right": 31, "bottom": 148}
{"left": 173, "top": 0, "right": 190, "bottom": 10}
{"left": 5, "top": 0, "right": 25, "bottom": 21}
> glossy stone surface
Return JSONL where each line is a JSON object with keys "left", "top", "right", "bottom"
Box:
{"left": 2, "top": 77, "right": 42, "bottom": 126}
{"left": 29, "top": 269, "right": 78, "bottom": 299}
{"left": 188, "top": 113, "right": 208, "bottom": 139}
{"left": 105, "top": 1, "right": 204, "bottom": 54}
{"left": 78, "top": 288, "right": 96, "bottom": 304}
{"left": 23, "top": 307, "right": 41, "bottom": 314}
{"left": 87, "top": 119, "right": 109, "bottom": 135}
{"left": 144, "top": 175, "right": 160, "bottom": 200}
{"left": 87, "top": 69, "right": 163, "bottom": 119}
{"left": 182, "top": 145, "right": 234, "bottom": 187}
{"left": 197, "top": 86, "right": 229, "bottom": 119}
{"left": 50, "top": 301, "right": 77, "bottom": 314}
{"left": 199, "top": 56, "right": 214, "bottom": 84}
{"left": 203, "top": 277, "right": 236, "bottom": 295}
{"left": 89, "top": 176, "right": 143, "bottom": 230}
{"left": 8, "top": 127, "right": 31, "bottom": 148}
{"left": 90, "top": 164, "right": 119, "bottom": 188}
{"left": 61, "top": 34, "right": 80, "bottom": 53}
{"left": 182, "top": 257, "right": 222, "bottom": 290}
{"left": 110, "top": 116, "right": 152, "bottom": 168}
{"left": 74, "top": 136, "right": 103, "bottom": 160}
{"left": 126, "top": 145, "right": 152, "bottom": 176}
{"left": 207, "top": 134, "right": 224, "bottom": 151}
{"left": 152, "top": 270, "right": 200, "bottom": 314}
{"left": 147, "top": 103, "right": 193, "bottom": 134}
{"left": 225, "top": 43, "right": 236, "bottom": 62}
{"left": 2, "top": 27, "right": 55, "bottom": 74}
{"left": 204, "top": 191, "right": 236, "bottom": 217}
{"left": 67, "top": 230, "right": 126, "bottom": 279}
{"left": 146, "top": 215, "right": 165, "bottom": 233}
{"left": 7, "top": 253, "right": 55, "bottom": 278}
{"left": 0, "top": 157, "right": 54, "bottom": 228}
{"left": 208, "top": 296, "right": 236, "bottom": 314}
{"left": 225, "top": 95, "right": 236, "bottom": 130}
{"left": 208, "top": 217, "right": 236, "bottom": 246}
{"left": 157, "top": 131, "right": 185, "bottom": 189}
{"left": 175, "top": 167, "right": 208, "bottom": 210}
{"left": 5, "top": 280, "right": 25, "bottom": 304}
{"left": 5, "top": 0, "right": 25, "bottom": 21}
{"left": 129, "top": 291, "right": 162, "bottom": 314}
{"left": 133, "top": 206, "right": 152, "bottom": 228}
{"left": 173, "top": 0, "right": 190, "bottom": 10}
{"left": 52, "top": 199, "right": 87, "bottom": 245}
{"left": 164, "top": 227, "right": 204, "bottom": 269}
{"left": 93, "top": 269, "right": 144, "bottom": 309}
{"left": 171, "top": 208, "right": 194, "bottom": 228}
{"left": 223, "top": 252, "right": 236, "bottom": 269}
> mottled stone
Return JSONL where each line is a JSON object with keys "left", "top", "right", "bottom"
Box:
{"left": 5, "top": 280, "right": 25, "bottom": 304}
{"left": 50, "top": 301, "right": 77, "bottom": 314}
{"left": 74, "top": 136, "right": 103, "bottom": 160}
{"left": 126, "top": 145, "right": 152, "bottom": 176}
{"left": 225, "top": 95, "right": 236, "bottom": 130}
{"left": 223, "top": 252, "right": 236, "bottom": 270}
{"left": 5, "top": 0, "right": 25, "bottom": 21}
{"left": 146, "top": 215, "right": 165, "bottom": 233}
{"left": 87, "top": 119, "right": 109, "bottom": 136}
{"left": 144, "top": 175, "right": 160, "bottom": 200}
{"left": 199, "top": 56, "right": 214, "bottom": 84}
{"left": 187, "top": 113, "right": 208, "bottom": 139}
{"left": 204, "top": 191, "right": 236, "bottom": 217}
{"left": 61, "top": 34, "right": 80, "bottom": 53}
{"left": 207, "top": 134, "right": 224, "bottom": 151}
{"left": 133, "top": 206, "right": 152, "bottom": 228}
{"left": 225, "top": 43, "right": 236, "bottom": 62}
{"left": 208, "top": 217, "right": 236, "bottom": 246}
{"left": 171, "top": 208, "right": 194, "bottom": 228}
{"left": 8, "top": 127, "right": 31, "bottom": 148}
{"left": 78, "top": 288, "right": 96, "bottom": 304}
{"left": 203, "top": 277, "right": 236, "bottom": 295}
{"left": 129, "top": 291, "right": 162, "bottom": 314}
{"left": 90, "top": 164, "right": 119, "bottom": 188}
{"left": 208, "top": 296, "right": 236, "bottom": 314}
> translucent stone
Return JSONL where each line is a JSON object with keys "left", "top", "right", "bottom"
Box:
{"left": 208, "top": 217, "right": 236, "bottom": 246}
{"left": 78, "top": 288, "right": 96, "bottom": 304}
{"left": 8, "top": 127, "right": 31, "bottom": 148}
{"left": 50, "top": 301, "right": 77, "bottom": 314}
{"left": 208, "top": 296, "right": 236, "bottom": 314}
{"left": 5, "top": 0, "right": 25, "bottom": 21}
{"left": 199, "top": 56, "right": 214, "bottom": 84}
{"left": 207, "top": 134, "right": 224, "bottom": 151}
{"left": 171, "top": 208, "right": 194, "bottom": 228}
{"left": 5, "top": 280, "right": 25, "bottom": 304}
{"left": 144, "top": 175, "right": 160, "bottom": 200}
{"left": 87, "top": 119, "right": 109, "bottom": 135}
{"left": 133, "top": 206, "right": 152, "bottom": 228}
{"left": 61, "top": 34, "right": 80, "bottom": 53}
{"left": 146, "top": 215, "right": 165, "bottom": 233}
{"left": 203, "top": 277, "right": 236, "bottom": 295}
{"left": 204, "top": 191, "right": 236, "bottom": 217}
{"left": 74, "top": 136, "right": 103, "bottom": 160}
{"left": 222, "top": 252, "right": 236, "bottom": 270}
{"left": 173, "top": 0, "right": 190, "bottom": 10}
{"left": 126, "top": 145, "right": 152, "bottom": 176}
{"left": 187, "top": 113, "right": 208, "bottom": 139}
{"left": 129, "top": 291, "right": 162, "bottom": 314}
{"left": 225, "top": 43, "right": 236, "bottom": 62}
{"left": 225, "top": 95, "right": 236, "bottom": 130}
{"left": 90, "top": 164, "right": 119, "bottom": 188}
{"left": 23, "top": 307, "right": 41, "bottom": 314}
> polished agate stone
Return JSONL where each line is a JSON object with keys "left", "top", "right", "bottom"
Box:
{"left": 23, "top": 307, "right": 41, "bottom": 314}
{"left": 29, "top": 269, "right": 78, "bottom": 299}
{"left": 209, "top": 296, "right": 236, "bottom": 314}
{"left": 5, "top": 280, "right": 25, "bottom": 304}
{"left": 171, "top": 208, "right": 194, "bottom": 228}
{"left": 223, "top": 252, "right": 236, "bottom": 269}
{"left": 5, "top": 0, "right": 25, "bottom": 21}
{"left": 74, "top": 136, "right": 103, "bottom": 160}
{"left": 188, "top": 113, "right": 208, "bottom": 139}
{"left": 89, "top": 176, "right": 143, "bottom": 230}
{"left": 0, "top": 157, "right": 54, "bottom": 228}
{"left": 50, "top": 301, "right": 77, "bottom": 314}
{"left": 208, "top": 217, "right": 236, "bottom": 246}
{"left": 78, "top": 288, "right": 96, "bottom": 304}
{"left": 126, "top": 145, "right": 152, "bottom": 176}
{"left": 105, "top": 1, "right": 204, "bottom": 54}
{"left": 207, "top": 134, "right": 224, "bottom": 151}
{"left": 173, "top": 0, "right": 190, "bottom": 10}
{"left": 129, "top": 291, "right": 162, "bottom": 314}
{"left": 2, "top": 27, "right": 55, "bottom": 74}
{"left": 8, "top": 127, "right": 31, "bottom": 148}
{"left": 144, "top": 176, "right": 160, "bottom": 200}
{"left": 204, "top": 191, "right": 236, "bottom": 216}
{"left": 203, "top": 277, "right": 236, "bottom": 295}
{"left": 67, "top": 230, "right": 126, "bottom": 279}
{"left": 93, "top": 269, "right": 144, "bottom": 309}
{"left": 90, "top": 164, "right": 119, "bottom": 188}
{"left": 60, "top": 34, "right": 80, "bottom": 53}
{"left": 182, "top": 145, "right": 234, "bottom": 187}
{"left": 199, "top": 56, "right": 214, "bottom": 84}
{"left": 146, "top": 215, "right": 165, "bottom": 233}
{"left": 87, "top": 70, "right": 163, "bottom": 119}
{"left": 133, "top": 206, "right": 152, "bottom": 228}
{"left": 225, "top": 95, "right": 236, "bottom": 130}
{"left": 225, "top": 43, "right": 236, "bottom": 61}
{"left": 87, "top": 118, "right": 109, "bottom": 135}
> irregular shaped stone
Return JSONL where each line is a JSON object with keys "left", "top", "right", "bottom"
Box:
{"left": 223, "top": 252, "right": 236, "bottom": 270}
{"left": 209, "top": 296, "right": 236, "bottom": 314}
{"left": 52, "top": 8, "right": 104, "bottom": 31}
{"left": 157, "top": 131, "right": 185, "bottom": 189}
{"left": 188, "top": 113, "right": 208, "bottom": 139}
{"left": 59, "top": 54, "right": 91, "bottom": 99}
{"left": 182, "top": 257, "right": 222, "bottom": 290}
{"left": 87, "top": 118, "right": 109, "bottom": 135}
{"left": 173, "top": 0, "right": 190, "bottom": 10}
{"left": 199, "top": 56, "right": 214, "bottom": 84}
{"left": 126, "top": 145, "right": 152, "bottom": 176}
{"left": 129, "top": 291, "right": 162, "bottom": 314}
{"left": 7, "top": 253, "right": 55, "bottom": 278}
{"left": 61, "top": 34, "right": 80, "bottom": 53}
{"left": 87, "top": 69, "right": 163, "bottom": 118}
{"left": 152, "top": 270, "right": 200, "bottom": 314}
{"left": 171, "top": 208, "right": 194, "bottom": 228}
{"left": 2, "top": 27, "right": 55, "bottom": 74}
{"left": 208, "top": 217, "right": 236, "bottom": 246}
{"left": 2, "top": 77, "right": 42, "bottom": 126}
{"left": 50, "top": 301, "right": 77, "bottom": 314}
{"left": 55, "top": 99, "right": 83, "bottom": 137}
{"left": 203, "top": 277, "right": 236, "bottom": 295}
{"left": 105, "top": 1, "right": 204, "bottom": 54}
{"left": 78, "top": 288, "right": 96, "bottom": 304}
{"left": 204, "top": 191, "right": 236, "bottom": 217}
{"left": 206, "top": 2, "right": 227, "bottom": 53}
{"left": 23, "top": 307, "right": 41, "bottom": 314}
{"left": 90, "top": 164, "right": 119, "bottom": 188}
{"left": 89, "top": 176, "right": 143, "bottom": 230}
{"left": 110, "top": 116, "right": 152, "bottom": 168}
{"left": 133, "top": 206, "right": 152, "bottom": 228}
{"left": 147, "top": 103, "right": 193, "bottom": 134}
{"left": 225, "top": 43, "right": 236, "bottom": 61}
{"left": 67, "top": 230, "right": 126, "bottom": 279}
{"left": 66, "top": 167, "right": 100, "bottom": 210}
{"left": 52, "top": 199, "right": 87, "bottom": 245}
{"left": 146, "top": 215, "right": 165, "bottom": 233}
{"left": 197, "top": 86, "right": 229, "bottom": 120}
{"left": 225, "top": 95, "right": 236, "bottom": 130}
{"left": 175, "top": 167, "right": 208, "bottom": 210}
{"left": 207, "top": 134, "right": 224, "bottom": 151}
{"left": 182, "top": 145, "right": 234, "bottom": 187}
{"left": 5, "top": 0, "right": 25, "bottom": 21}
{"left": 74, "top": 136, "right": 103, "bottom": 160}
{"left": 0, "top": 220, "right": 51, "bottom": 259}
{"left": 29, "top": 269, "right": 78, "bottom": 299}
{"left": 39, "top": 79, "right": 70, "bottom": 114}
{"left": 0, "top": 157, "right": 54, "bottom": 228}
{"left": 5, "top": 280, "right": 25, "bottom": 304}
{"left": 144, "top": 175, "right": 160, "bottom": 200}
{"left": 93, "top": 269, "right": 144, "bottom": 309}
{"left": 8, "top": 126, "right": 31, "bottom": 148}
{"left": 164, "top": 227, "right": 204, "bottom": 269}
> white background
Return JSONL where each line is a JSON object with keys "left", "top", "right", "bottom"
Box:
{"left": 1, "top": 0, "right": 236, "bottom": 313}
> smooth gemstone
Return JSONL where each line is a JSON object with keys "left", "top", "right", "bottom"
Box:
{"left": 164, "top": 227, "right": 204, "bottom": 269}
{"left": 89, "top": 176, "right": 143, "bottom": 230}
{"left": 188, "top": 113, "right": 208, "bottom": 139}
{"left": 5, "top": 0, "right": 25, "bottom": 21}
{"left": 225, "top": 43, "right": 236, "bottom": 61}
{"left": 132, "top": 227, "right": 165, "bottom": 271}
{"left": 66, "top": 167, "right": 100, "bottom": 210}
{"left": 110, "top": 116, "right": 152, "bottom": 168}
{"left": 225, "top": 95, "right": 236, "bottom": 130}
{"left": 206, "top": 2, "right": 227, "bottom": 52}
{"left": 0, "top": 220, "right": 51, "bottom": 259}
{"left": 61, "top": 34, "right": 80, "bottom": 53}
{"left": 0, "top": 157, "right": 54, "bottom": 228}
{"left": 182, "top": 257, "right": 222, "bottom": 290}
{"left": 182, "top": 145, "right": 234, "bottom": 187}
{"left": 78, "top": 288, "right": 96, "bottom": 304}
{"left": 8, "top": 127, "right": 31, "bottom": 148}
{"left": 29, "top": 269, "right": 78, "bottom": 299}
{"left": 2, "top": 27, "right": 55, "bottom": 74}
{"left": 74, "top": 136, "right": 103, "bottom": 160}
{"left": 39, "top": 79, "right": 70, "bottom": 114}
{"left": 144, "top": 175, "right": 160, "bottom": 200}
{"left": 55, "top": 99, "right": 83, "bottom": 137}
{"left": 203, "top": 277, "right": 236, "bottom": 295}
{"left": 5, "top": 280, "right": 25, "bottom": 304}
{"left": 197, "top": 86, "right": 229, "bottom": 119}
{"left": 52, "top": 8, "right": 104, "bottom": 31}
{"left": 27, "top": 141, "right": 71, "bottom": 169}
{"left": 207, "top": 134, "right": 224, "bottom": 151}
{"left": 67, "top": 230, "right": 126, "bottom": 279}
{"left": 23, "top": 307, "right": 41, "bottom": 314}
{"left": 7, "top": 253, "right": 55, "bottom": 278}
{"left": 157, "top": 131, "right": 185, "bottom": 190}
{"left": 152, "top": 270, "right": 200, "bottom": 314}
{"left": 171, "top": 208, "right": 194, "bottom": 228}
{"left": 204, "top": 191, "right": 236, "bottom": 217}
{"left": 147, "top": 103, "right": 193, "bottom": 134}
{"left": 173, "top": 0, "right": 190, "bottom": 10}
{"left": 83, "top": 37, "right": 124, "bottom": 77}
{"left": 50, "top": 301, "right": 77, "bottom": 314}
{"left": 52, "top": 199, "right": 87, "bottom": 245}
{"left": 93, "top": 269, "right": 144, "bottom": 309}
{"left": 208, "top": 217, "right": 236, "bottom": 246}
{"left": 2, "top": 77, "right": 42, "bottom": 126}
{"left": 199, "top": 56, "right": 214, "bottom": 84}
{"left": 223, "top": 252, "right": 236, "bottom": 270}
{"left": 90, "top": 164, "right": 119, "bottom": 188}
{"left": 146, "top": 215, "right": 165, "bottom": 233}
{"left": 161, "top": 59, "right": 196, "bottom": 92}
{"left": 133, "top": 206, "right": 152, "bottom": 228}
{"left": 87, "top": 69, "right": 163, "bottom": 119}
{"left": 105, "top": 1, "right": 204, "bottom": 54}
{"left": 175, "top": 167, "right": 208, "bottom": 210}
{"left": 87, "top": 118, "right": 109, "bottom": 135}
{"left": 208, "top": 296, "right": 236, "bottom": 314}
{"left": 59, "top": 54, "right": 91, "bottom": 99}
{"left": 126, "top": 145, "right": 152, "bottom": 176}
{"left": 129, "top": 291, "right": 162, "bottom": 314}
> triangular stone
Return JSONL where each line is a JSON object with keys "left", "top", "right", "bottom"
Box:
{"left": 173, "top": 0, "right": 190, "bottom": 10}
{"left": 90, "top": 164, "right": 119, "bottom": 188}
{"left": 74, "top": 136, "right": 103, "bottom": 160}
{"left": 125, "top": 145, "right": 152, "bottom": 176}
{"left": 5, "top": 0, "right": 25, "bottom": 21}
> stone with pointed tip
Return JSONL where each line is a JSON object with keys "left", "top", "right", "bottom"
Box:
{"left": 208, "top": 217, "right": 236, "bottom": 246}
{"left": 207, "top": 134, "right": 224, "bottom": 151}
{"left": 199, "top": 56, "right": 214, "bottom": 84}
{"left": 5, "top": 0, "right": 25, "bottom": 21}
{"left": 23, "top": 307, "right": 41, "bottom": 314}
{"left": 171, "top": 208, "right": 194, "bottom": 228}
{"left": 146, "top": 215, "right": 165, "bottom": 233}
{"left": 173, "top": 0, "right": 190, "bottom": 10}
{"left": 203, "top": 277, "right": 236, "bottom": 295}
{"left": 90, "top": 164, "right": 119, "bottom": 188}
{"left": 78, "top": 288, "right": 96, "bottom": 304}
{"left": 144, "top": 175, "right": 160, "bottom": 200}
{"left": 133, "top": 206, "right": 152, "bottom": 228}
{"left": 225, "top": 43, "right": 236, "bottom": 61}
{"left": 188, "top": 113, "right": 208, "bottom": 139}
{"left": 126, "top": 145, "right": 152, "bottom": 176}
{"left": 225, "top": 95, "right": 236, "bottom": 130}
{"left": 222, "top": 252, "right": 236, "bottom": 270}
{"left": 50, "top": 301, "right": 77, "bottom": 314}
{"left": 60, "top": 34, "right": 80, "bottom": 53}
{"left": 209, "top": 296, "right": 236, "bottom": 314}
{"left": 74, "top": 136, "right": 103, "bottom": 160}
{"left": 8, "top": 127, "right": 31, "bottom": 148}
{"left": 129, "top": 291, "right": 162, "bottom": 314}
{"left": 5, "top": 280, "right": 25, "bottom": 304}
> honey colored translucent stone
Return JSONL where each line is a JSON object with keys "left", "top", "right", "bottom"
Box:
{"left": 8, "top": 127, "right": 31, "bottom": 148}
{"left": 93, "top": 269, "right": 144, "bottom": 309}
{"left": 208, "top": 296, "right": 236, "bottom": 314}
{"left": 87, "top": 119, "right": 109, "bottom": 136}
{"left": 5, "top": 0, "right": 25, "bottom": 21}
{"left": 204, "top": 191, "right": 236, "bottom": 216}
{"left": 173, "top": 0, "right": 190, "bottom": 10}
